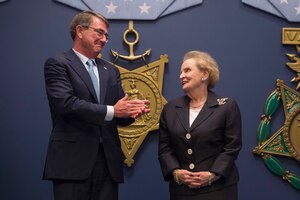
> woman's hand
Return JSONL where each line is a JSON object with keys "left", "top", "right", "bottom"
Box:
{"left": 176, "top": 170, "right": 216, "bottom": 189}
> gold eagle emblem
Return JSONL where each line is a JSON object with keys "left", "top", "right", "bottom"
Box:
{"left": 286, "top": 45, "right": 300, "bottom": 90}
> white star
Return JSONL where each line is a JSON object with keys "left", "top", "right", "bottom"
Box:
{"left": 124, "top": 0, "right": 133, "bottom": 2}
{"left": 280, "top": 0, "right": 288, "bottom": 4}
{"left": 105, "top": 2, "right": 118, "bottom": 14}
{"left": 295, "top": 4, "right": 300, "bottom": 15}
{"left": 139, "top": 2, "right": 151, "bottom": 14}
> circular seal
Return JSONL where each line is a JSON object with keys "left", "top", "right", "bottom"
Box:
{"left": 118, "top": 72, "right": 163, "bottom": 137}
{"left": 283, "top": 104, "right": 300, "bottom": 161}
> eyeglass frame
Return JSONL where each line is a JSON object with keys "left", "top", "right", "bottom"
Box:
{"left": 82, "top": 25, "right": 109, "bottom": 41}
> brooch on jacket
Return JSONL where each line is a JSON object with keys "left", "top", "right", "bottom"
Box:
{"left": 217, "top": 98, "right": 228, "bottom": 105}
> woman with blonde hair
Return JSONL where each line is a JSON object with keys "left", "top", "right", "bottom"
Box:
{"left": 159, "top": 51, "right": 242, "bottom": 200}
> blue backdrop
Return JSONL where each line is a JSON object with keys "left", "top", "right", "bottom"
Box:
{"left": 0, "top": 0, "right": 299, "bottom": 199}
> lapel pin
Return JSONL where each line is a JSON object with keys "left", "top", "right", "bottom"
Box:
{"left": 217, "top": 98, "right": 228, "bottom": 105}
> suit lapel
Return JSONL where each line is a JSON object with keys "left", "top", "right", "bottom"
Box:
{"left": 96, "top": 59, "right": 109, "bottom": 104}
{"left": 189, "top": 91, "right": 220, "bottom": 132}
{"left": 175, "top": 96, "right": 190, "bottom": 132}
{"left": 66, "top": 49, "right": 99, "bottom": 103}
{"left": 189, "top": 106, "right": 213, "bottom": 131}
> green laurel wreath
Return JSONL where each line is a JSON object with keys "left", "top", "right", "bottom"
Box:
{"left": 256, "top": 89, "right": 300, "bottom": 190}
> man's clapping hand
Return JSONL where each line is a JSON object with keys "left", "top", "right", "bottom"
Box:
{"left": 113, "top": 94, "right": 150, "bottom": 118}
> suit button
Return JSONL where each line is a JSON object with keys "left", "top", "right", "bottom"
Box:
{"left": 189, "top": 163, "right": 195, "bottom": 169}
{"left": 187, "top": 149, "right": 193, "bottom": 155}
{"left": 186, "top": 133, "right": 191, "bottom": 139}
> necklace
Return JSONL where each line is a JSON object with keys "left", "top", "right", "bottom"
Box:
{"left": 190, "top": 99, "right": 206, "bottom": 109}
{"left": 190, "top": 102, "right": 205, "bottom": 109}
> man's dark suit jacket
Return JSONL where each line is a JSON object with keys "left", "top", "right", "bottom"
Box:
{"left": 43, "top": 49, "right": 133, "bottom": 183}
{"left": 159, "top": 91, "right": 242, "bottom": 195}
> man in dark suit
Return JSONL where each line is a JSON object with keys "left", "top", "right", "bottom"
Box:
{"left": 43, "top": 11, "right": 149, "bottom": 200}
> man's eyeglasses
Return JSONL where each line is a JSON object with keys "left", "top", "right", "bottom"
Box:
{"left": 83, "top": 26, "right": 109, "bottom": 41}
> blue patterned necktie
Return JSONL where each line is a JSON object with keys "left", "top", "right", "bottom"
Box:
{"left": 86, "top": 59, "right": 100, "bottom": 102}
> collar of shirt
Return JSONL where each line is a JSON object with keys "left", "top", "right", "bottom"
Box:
{"left": 72, "top": 48, "right": 96, "bottom": 68}
{"left": 72, "top": 49, "right": 99, "bottom": 83}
